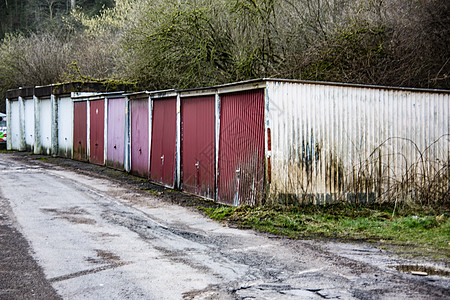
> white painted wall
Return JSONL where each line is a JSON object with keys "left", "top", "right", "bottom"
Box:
{"left": 39, "top": 98, "right": 52, "bottom": 155}
{"left": 24, "top": 98, "right": 35, "bottom": 150}
{"left": 58, "top": 96, "right": 74, "bottom": 158}
{"left": 10, "top": 101, "right": 21, "bottom": 150}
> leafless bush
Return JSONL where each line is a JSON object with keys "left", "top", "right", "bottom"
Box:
{"left": 372, "top": 136, "right": 450, "bottom": 211}
{"left": 66, "top": 33, "right": 120, "bottom": 80}
{"left": 0, "top": 32, "right": 71, "bottom": 111}
{"left": 290, "top": 0, "right": 450, "bottom": 88}
{"left": 0, "top": 32, "right": 70, "bottom": 87}
{"left": 266, "top": 134, "right": 448, "bottom": 210}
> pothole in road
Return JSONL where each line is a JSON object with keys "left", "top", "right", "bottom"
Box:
{"left": 86, "top": 249, "right": 122, "bottom": 265}
{"left": 390, "top": 265, "right": 450, "bottom": 277}
{"left": 96, "top": 249, "right": 121, "bottom": 263}
{"left": 41, "top": 206, "right": 97, "bottom": 225}
{"left": 61, "top": 215, "right": 97, "bottom": 225}
{"left": 41, "top": 206, "right": 89, "bottom": 215}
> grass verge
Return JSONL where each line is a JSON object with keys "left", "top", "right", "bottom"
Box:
{"left": 199, "top": 203, "right": 450, "bottom": 260}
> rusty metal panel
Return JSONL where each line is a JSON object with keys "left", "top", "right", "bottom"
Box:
{"left": 10, "top": 100, "right": 21, "bottom": 150}
{"left": 106, "top": 97, "right": 126, "bottom": 170}
{"left": 150, "top": 97, "right": 177, "bottom": 186}
{"left": 24, "top": 98, "right": 34, "bottom": 151}
{"left": 73, "top": 101, "right": 88, "bottom": 161}
{"left": 218, "top": 89, "right": 265, "bottom": 206}
{"left": 57, "top": 96, "right": 73, "bottom": 158}
{"left": 266, "top": 81, "right": 450, "bottom": 204}
{"left": 89, "top": 99, "right": 105, "bottom": 165}
{"left": 181, "top": 95, "right": 215, "bottom": 198}
{"left": 39, "top": 98, "right": 52, "bottom": 155}
{"left": 130, "top": 98, "right": 149, "bottom": 177}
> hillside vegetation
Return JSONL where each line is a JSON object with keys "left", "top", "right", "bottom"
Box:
{"left": 1, "top": 0, "right": 449, "bottom": 111}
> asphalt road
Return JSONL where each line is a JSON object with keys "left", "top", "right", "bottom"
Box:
{"left": 0, "top": 153, "right": 448, "bottom": 299}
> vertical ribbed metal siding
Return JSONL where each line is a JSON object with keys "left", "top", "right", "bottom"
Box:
{"left": 180, "top": 95, "right": 215, "bottom": 198}
{"left": 89, "top": 99, "right": 105, "bottom": 165}
{"left": 218, "top": 89, "right": 265, "bottom": 206}
{"left": 73, "top": 101, "right": 88, "bottom": 161}
{"left": 267, "top": 81, "right": 450, "bottom": 203}
{"left": 150, "top": 97, "right": 177, "bottom": 187}
{"left": 106, "top": 97, "right": 126, "bottom": 170}
{"left": 130, "top": 98, "right": 149, "bottom": 178}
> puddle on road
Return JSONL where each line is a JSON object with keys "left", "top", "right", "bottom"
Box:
{"left": 390, "top": 265, "right": 450, "bottom": 277}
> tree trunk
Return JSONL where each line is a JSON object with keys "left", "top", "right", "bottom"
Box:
{"left": 71, "top": 0, "right": 75, "bottom": 10}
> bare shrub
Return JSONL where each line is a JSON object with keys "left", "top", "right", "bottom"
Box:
{"left": 290, "top": 0, "right": 450, "bottom": 88}
{"left": 0, "top": 32, "right": 70, "bottom": 86}
{"left": 265, "top": 135, "right": 448, "bottom": 210}
{"left": 373, "top": 136, "right": 450, "bottom": 212}
{"left": 0, "top": 32, "right": 71, "bottom": 110}
{"left": 66, "top": 33, "right": 119, "bottom": 80}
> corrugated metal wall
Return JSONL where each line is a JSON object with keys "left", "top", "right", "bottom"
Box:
{"left": 266, "top": 81, "right": 450, "bottom": 204}
{"left": 130, "top": 98, "right": 149, "bottom": 177}
{"left": 181, "top": 95, "right": 215, "bottom": 198}
{"left": 218, "top": 89, "right": 265, "bottom": 206}
{"left": 150, "top": 97, "right": 177, "bottom": 187}
{"left": 106, "top": 97, "right": 126, "bottom": 169}
{"left": 73, "top": 101, "right": 88, "bottom": 161}
{"left": 89, "top": 99, "right": 105, "bottom": 165}
{"left": 57, "top": 96, "right": 73, "bottom": 158}
{"left": 24, "top": 98, "right": 34, "bottom": 151}
{"left": 39, "top": 98, "right": 52, "bottom": 155}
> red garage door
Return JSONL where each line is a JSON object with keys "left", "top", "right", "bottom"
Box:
{"left": 181, "top": 96, "right": 215, "bottom": 198}
{"left": 73, "top": 101, "right": 88, "bottom": 162}
{"left": 89, "top": 99, "right": 105, "bottom": 165}
{"left": 150, "top": 97, "right": 177, "bottom": 187}
{"left": 130, "top": 98, "right": 149, "bottom": 178}
{"left": 218, "top": 89, "right": 265, "bottom": 206}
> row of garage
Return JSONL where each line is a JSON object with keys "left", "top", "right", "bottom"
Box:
{"left": 79, "top": 89, "right": 265, "bottom": 205}
{"left": 6, "top": 82, "right": 266, "bottom": 206}
{"left": 6, "top": 79, "right": 449, "bottom": 205}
